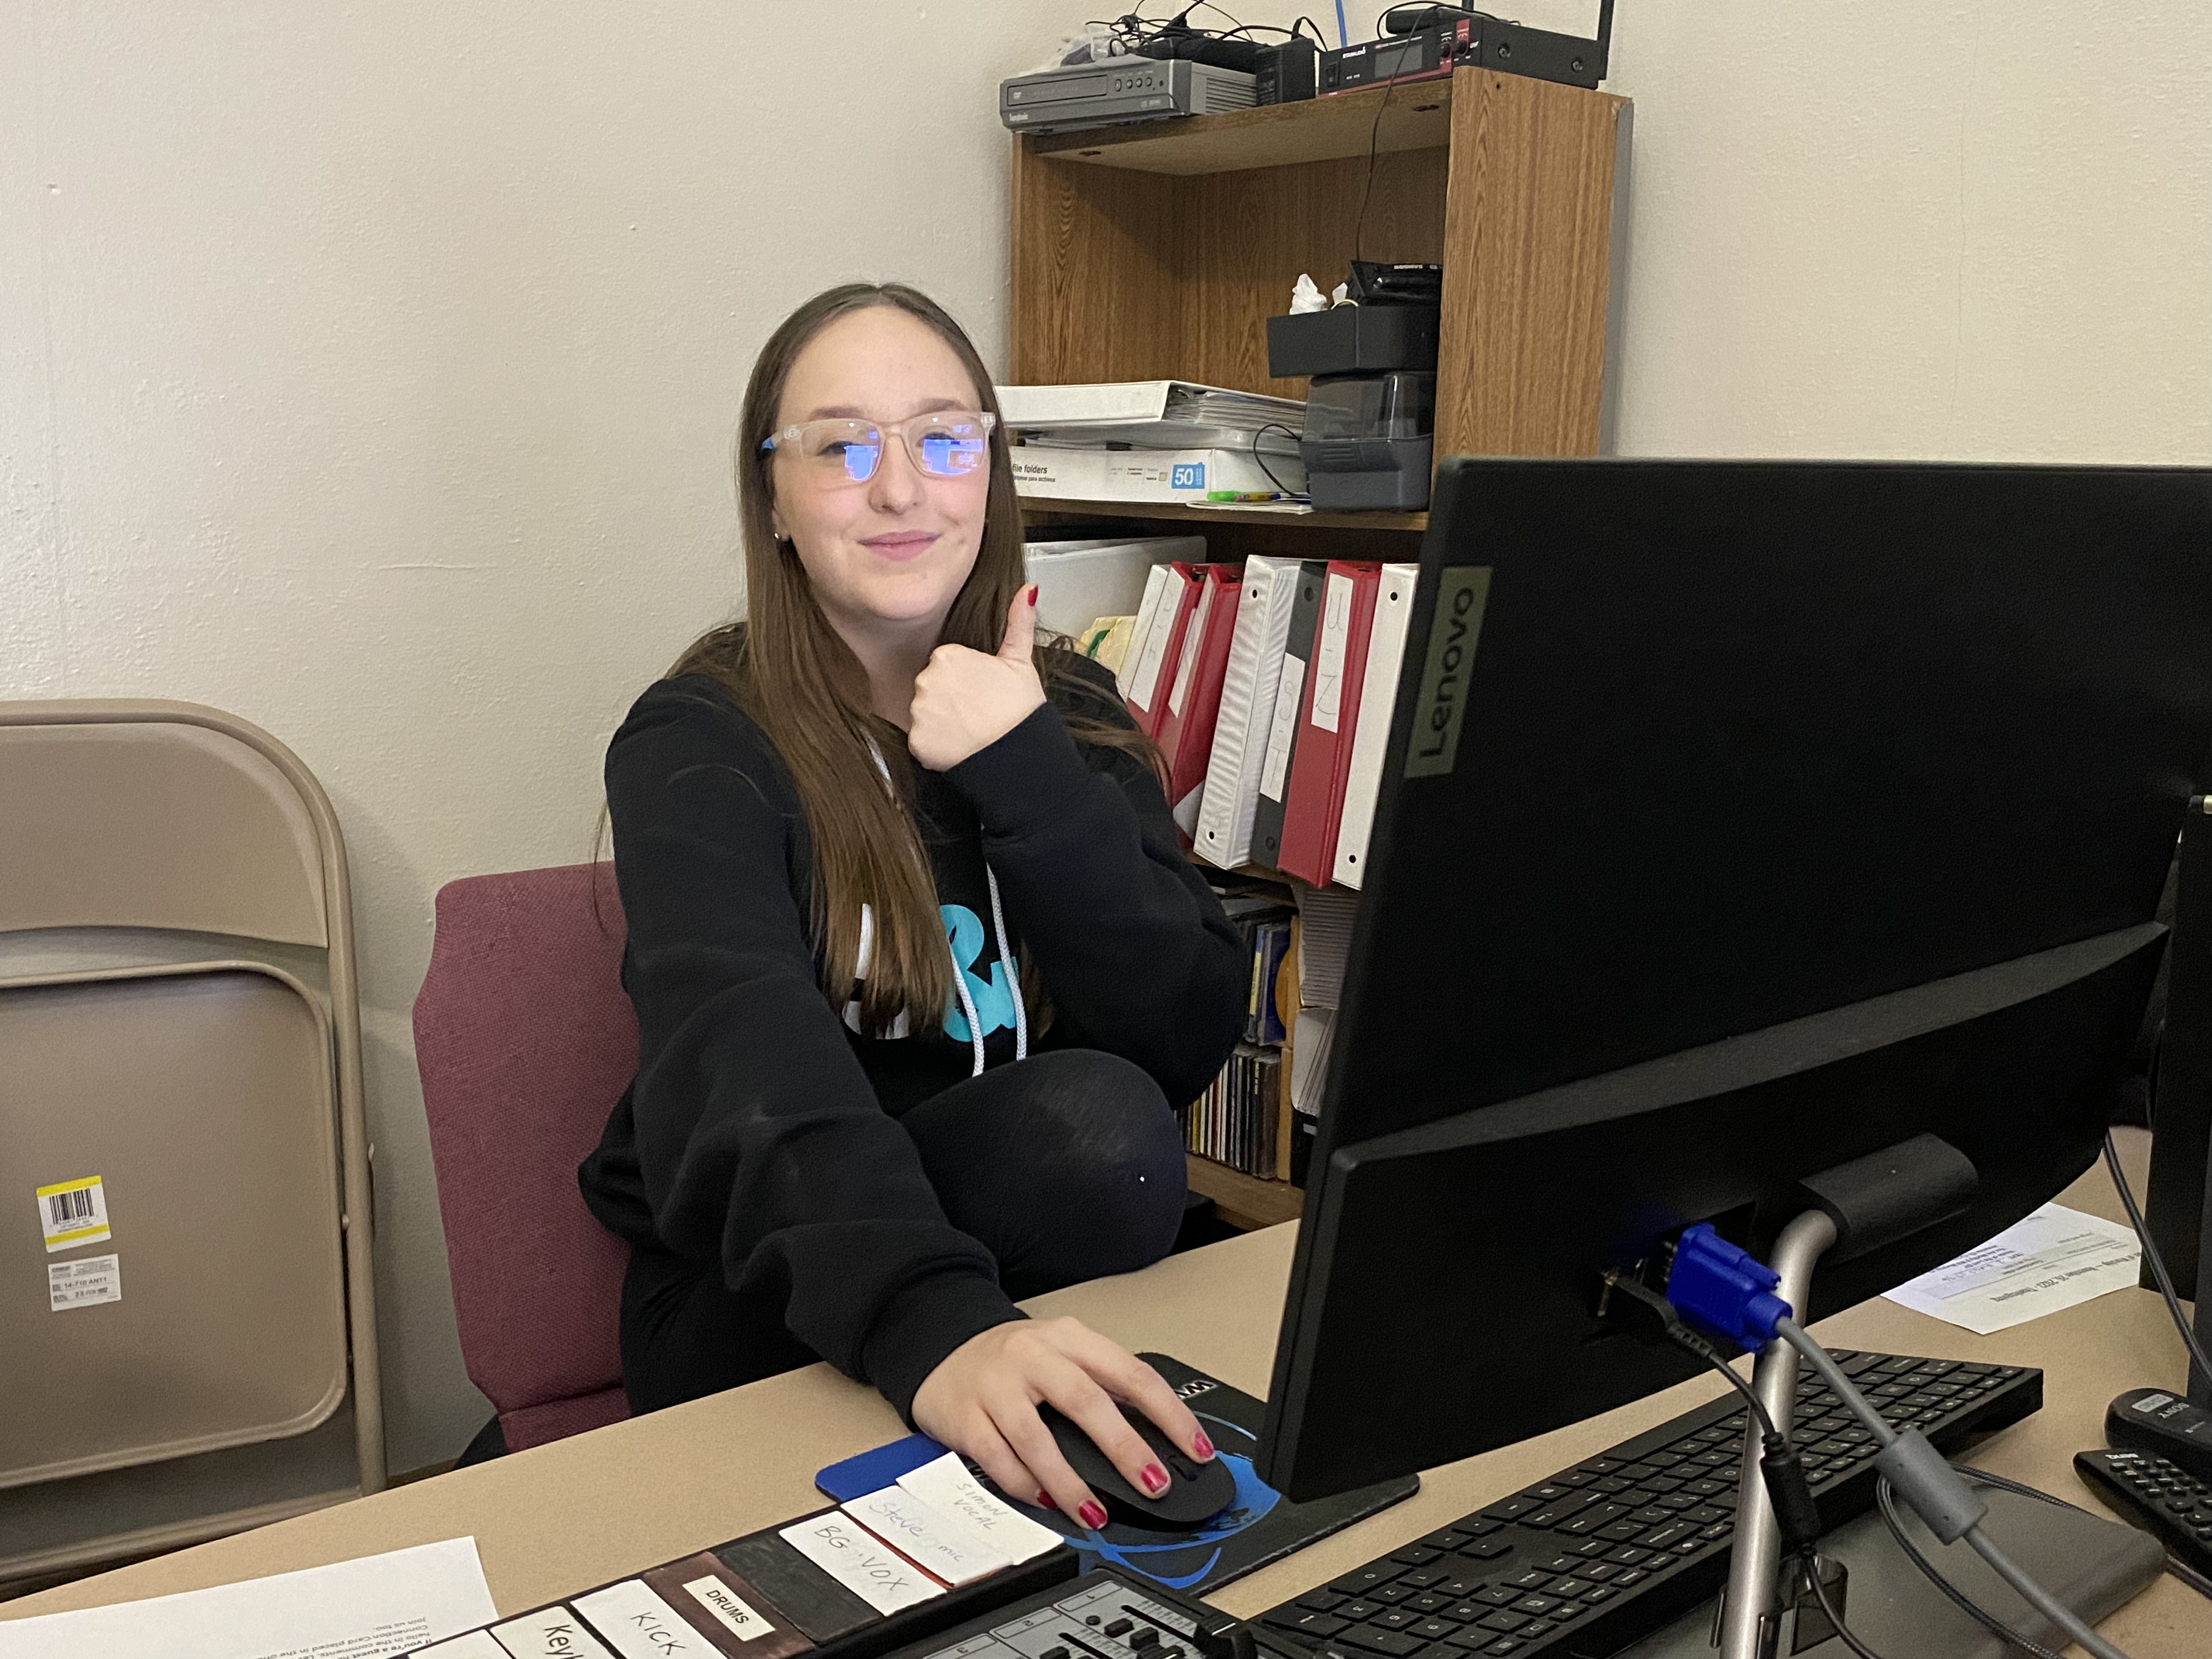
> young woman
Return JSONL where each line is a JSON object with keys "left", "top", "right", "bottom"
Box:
{"left": 579, "top": 283, "right": 1248, "bottom": 1526}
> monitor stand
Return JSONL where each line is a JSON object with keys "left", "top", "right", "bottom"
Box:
{"left": 1715, "top": 1212, "right": 1838, "bottom": 1657}
{"left": 1615, "top": 1482, "right": 2164, "bottom": 1658}
{"left": 1708, "top": 1189, "right": 2160, "bottom": 1659}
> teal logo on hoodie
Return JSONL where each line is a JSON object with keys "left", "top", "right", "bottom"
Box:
{"left": 941, "top": 904, "right": 1018, "bottom": 1042}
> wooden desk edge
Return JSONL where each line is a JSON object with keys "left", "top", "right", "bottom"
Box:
{"left": 8, "top": 1144, "right": 2205, "bottom": 1655}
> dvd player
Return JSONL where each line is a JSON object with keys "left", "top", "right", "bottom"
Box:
{"left": 1000, "top": 58, "right": 1256, "bottom": 136}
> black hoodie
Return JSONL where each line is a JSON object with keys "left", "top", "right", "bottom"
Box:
{"left": 578, "top": 654, "right": 1246, "bottom": 1419}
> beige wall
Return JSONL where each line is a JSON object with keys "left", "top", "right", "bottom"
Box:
{"left": 3, "top": 2, "right": 2207, "bottom": 1472}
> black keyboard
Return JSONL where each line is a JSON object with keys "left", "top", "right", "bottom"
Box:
{"left": 1257, "top": 1348, "right": 2042, "bottom": 1659}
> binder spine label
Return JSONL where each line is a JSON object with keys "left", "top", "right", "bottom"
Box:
{"left": 1404, "top": 567, "right": 1493, "bottom": 780}
{"left": 1167, "top": 584, "right": 1216, "bottom": 718}
{"left": 1260, "top": 657, "right": 1307, "bottom": 801}
{"left": 1312, "top": 573, "right": 1355, "bottom": 732}
{"left": 1126, "top": 579, "right": 1180, "bottom": 712}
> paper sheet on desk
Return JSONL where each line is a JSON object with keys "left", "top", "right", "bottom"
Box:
{"left": 1881, "top": 1202, "right": 2142, "bottom": 1335}
{"left": 0, "top": 1536, "right": 496, "bottom": 1659}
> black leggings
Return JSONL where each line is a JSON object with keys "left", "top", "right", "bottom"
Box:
{"left": 619, "top": 1047, "right": 1187, "bottom": 1416}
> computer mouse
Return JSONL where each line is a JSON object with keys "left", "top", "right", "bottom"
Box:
{"left": 1036, "top": 1402, "right": 1236, "bottom": 1530}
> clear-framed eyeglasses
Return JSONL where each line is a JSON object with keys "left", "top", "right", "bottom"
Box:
{"left": 759, "top": 409, "right": 996, "bottom": 485}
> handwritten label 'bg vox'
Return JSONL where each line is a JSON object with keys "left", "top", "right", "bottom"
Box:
{"left": 776, "top": 1516, "right": 943, "bottom": 1616}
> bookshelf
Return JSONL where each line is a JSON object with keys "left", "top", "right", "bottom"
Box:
{"left": 1008, "top": 67, "right": 1632, "bottom": 1229}
{"left": 1010, "top": 67, "right": 1630, "bottom": 454}
{"left": 1186, "top": 1153, "right": 1305, "bottom": 1231}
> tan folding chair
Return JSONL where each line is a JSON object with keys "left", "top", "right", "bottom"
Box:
{"left": 0, "top": 699, "right": 382, "bottom": 1583}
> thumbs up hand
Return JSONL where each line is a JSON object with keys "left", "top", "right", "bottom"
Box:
{"left": 908, "top": 585, "right": 1048, "bottom": 771}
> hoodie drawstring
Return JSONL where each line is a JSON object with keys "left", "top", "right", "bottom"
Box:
{"left": 859, "top": 741, "right": 1026, "bottom": 1076}
{"left": 952, "top": 865, "right": 1027, "bottom": 1078}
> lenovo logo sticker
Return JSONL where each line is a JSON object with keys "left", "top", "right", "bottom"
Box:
{"left": 1403, "top": 567, "right": 1492, "bottom": 780}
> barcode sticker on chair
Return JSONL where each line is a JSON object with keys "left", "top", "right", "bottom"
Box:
{"left": 35, "top": 1176, "right": 111, "bottom": 1252}
{"left": 49, "top": 1253, "right": 121, "bottom": 1311}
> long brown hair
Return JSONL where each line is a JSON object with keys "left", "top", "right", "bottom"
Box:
{"left": 674, "top": 283, "right": 1152, "bottom": 1037}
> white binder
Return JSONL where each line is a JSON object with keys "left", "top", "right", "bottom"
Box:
{"left": 1023, "top": 535, "right": 1203, "bottom": 638}
{"left": 1332, "top": 562, "right": 1421, "bottom": 888}
{"left": 1192, "top": 555, "right": 1302, "bottom": 870}
{"left": 1120, "top": 563, "right": 1176, "bottom": 704}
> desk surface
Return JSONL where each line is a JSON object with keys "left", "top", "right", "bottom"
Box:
{"left": 8, "top": 1141, "right": 2207, "bottom": 1655}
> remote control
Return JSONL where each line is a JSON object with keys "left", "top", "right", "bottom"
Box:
{"left": 2107, "top": 1386, "right": 2212, "bottom": 1483}
{"left": 2073, "top": 1448, "right": 2212, "bottom": 1573}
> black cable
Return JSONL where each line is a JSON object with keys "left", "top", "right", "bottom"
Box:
{"left": 1101, "top": 3, "right": 1288, "bottom": 50}
{"left": 1698, "top": 1344, "right": 1782, "bottom": 1444}
{"left": 1805, "top": 1552, "right": 1892, "bottom": 1659}
{"left": 1785, "top": 1312, "right": 2101, "bottom": 1657}
{"left": 1191, "top": 1, "right": 1293, "bottom": 40}
{"left": 2102, "top": 1128, "right": 2212, "bottom": 1384}
{"left": 1786, "top": 1316, "right": 2138, "bottom": 1659}
{"left": 1601, "top": 1272, "right": 1784, "bottom": 1443}
{"left": 2165, "top": 1551, "right": 2212, "bottom": 1601}
{"left": 1352, "top": 66, "right": 1397, "bottom": 263}
{"left": 1875, "top": 1476, "right": 2068, "bottom": 1659}
{"left": 1955, "top": 1465, "right": 2212, "bottom": 1617}
{"left": 1953, "top": 1463, "right": 2090, "bottom": 1515}
{"left": 1374, "top": 4, "right": 1501, "bottom": 33}
{"left": 1251, "top": 422, "right": 1304, "bottom": 497}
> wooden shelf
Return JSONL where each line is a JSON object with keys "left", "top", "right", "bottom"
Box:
{"left": 1186, "top": 1154, "right": 1305, "bottom": 1231}
{"left": 1013, "top": 69, "right": 1629, "bottom": 449}
{"left": 1026, "top": 80, "right": 1455, "bottom": 176}
{"left": 1019, "top": 495, "right": 1427, "bottom": 534}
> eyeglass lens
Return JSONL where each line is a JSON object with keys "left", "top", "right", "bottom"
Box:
{"left": 791, "top": 415, "right": 989, "bottom": 483}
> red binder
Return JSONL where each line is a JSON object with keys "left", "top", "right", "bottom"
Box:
{"left": 1276, "top": 561, "right": 1383, "bottom": 885}
{"left": 1122, "top": 562, "right": 1204, "bottom": 737}
{"left": 1154, "top": 564, "right": 1245, "bottom": 834}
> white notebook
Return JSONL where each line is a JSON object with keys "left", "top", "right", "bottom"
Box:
{"left": 1193, "top": 555, "right": 1302, "bottom": 869}
{"left": 1333, "top": 562, "right": 1421, "bottom": 888}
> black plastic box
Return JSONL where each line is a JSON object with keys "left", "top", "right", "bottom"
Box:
{"left": 1256, "top": 37, "right": 1318, "bottom": 103}
{"left": 1266, "top": 305, "right": 1440, "bottom": 379}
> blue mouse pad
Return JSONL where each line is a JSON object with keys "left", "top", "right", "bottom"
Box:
{"left": 993, "top": 1352, "right": 1419, "bottom": 1595}
{"left": 815, "top": 1432, "right": 953, "bottom": 1503}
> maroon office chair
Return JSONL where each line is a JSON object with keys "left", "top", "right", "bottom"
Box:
{"left": 413, "top": 862, "right": 637, "bottom": 1453}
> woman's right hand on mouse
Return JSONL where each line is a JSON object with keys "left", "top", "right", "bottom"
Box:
{"left": 910, "top": 1316, "right": 1216, "bottom": 1529}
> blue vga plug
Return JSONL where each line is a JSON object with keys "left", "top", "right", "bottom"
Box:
{"left": 1666, "top": 1223, "right": 1793, "bottom": 1353}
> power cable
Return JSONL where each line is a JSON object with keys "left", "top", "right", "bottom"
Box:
{"left": 1352, "top": 67, "right": 1397, "bottom": 263}
{"left": 1251, "top": 423, "right": 1305, "bottom": 498}
{"left": 1780, "top": 1321, "right": 2136, "bottom": 1659}
{"left": 2102, "top": 1129, "right": 2212, "bottom": 1383}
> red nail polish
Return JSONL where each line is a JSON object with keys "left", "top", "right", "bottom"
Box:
{"left": 1036, "top": 1490, "right": 1056, "bottom": 1509}
{"left": 1141, "top": 1463, "right": 1169, "bottom": 1493}
{"left": 1078, "top": 1500, "right": 1109, "bottom": 1530}
{"left": 1193, "top": 1432, "right": 1215, "bottom": 1460}
{"left": 1027, "top": 585, "right": 1039, "bottom": 607}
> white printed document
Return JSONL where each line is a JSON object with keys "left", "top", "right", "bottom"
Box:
{"left": 1881, "top": 1202, "right": 2142, "bottom": 1335}
{"left": 0, "top": 1536, "right": 498, "bottom": 1659}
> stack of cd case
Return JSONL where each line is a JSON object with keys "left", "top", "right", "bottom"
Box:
{"left": 401, "top": 1452, "right": 1076, "bottom": 1659}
